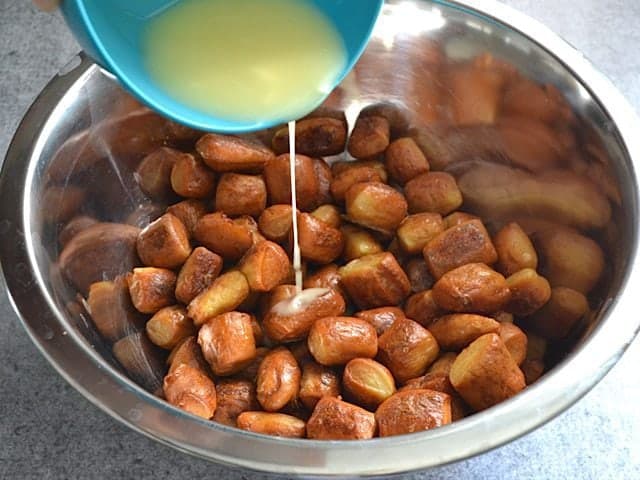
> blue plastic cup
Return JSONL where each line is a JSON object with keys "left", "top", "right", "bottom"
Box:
{"left": 60, "top": 0, "right": 383, "bottom": 132}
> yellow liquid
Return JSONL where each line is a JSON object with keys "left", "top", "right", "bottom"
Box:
{"left": 143, "top": 0, "right": 347, "bottom": 122}
{"left": 288, "top": 121, "right": 303, "bottom": 292}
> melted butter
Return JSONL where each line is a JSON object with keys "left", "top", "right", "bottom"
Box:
{"left": 272, "top": 288, "right": 331, "bottom": 316}
{"left": 288, "top": 120, "right": 303, "bottom": 293}
{"left": 143, "top": 0, "right": 347, "bottom": 122}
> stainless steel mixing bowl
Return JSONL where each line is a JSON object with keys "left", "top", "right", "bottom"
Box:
{"left": 1, "top": 0, "right": 639, "bottom": 476}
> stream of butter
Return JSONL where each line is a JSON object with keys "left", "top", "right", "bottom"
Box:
{"left": 288, "top": 121, "right": 303, "bottom": 293}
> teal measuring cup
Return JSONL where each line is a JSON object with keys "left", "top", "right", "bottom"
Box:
{"left": 60, "top": 0, "right": 383, "bottom": 132}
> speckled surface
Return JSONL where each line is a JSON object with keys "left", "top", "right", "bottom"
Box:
{"left": 1, "top": 0, "right": 639, "bottom": 478}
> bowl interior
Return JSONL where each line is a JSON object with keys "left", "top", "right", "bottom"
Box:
{"left": 4, "top": 0, "right": 638, "bottom": 475}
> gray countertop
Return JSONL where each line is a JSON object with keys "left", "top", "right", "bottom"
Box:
{"left": 1, "top": 0, "right": 639, "bottom": 478}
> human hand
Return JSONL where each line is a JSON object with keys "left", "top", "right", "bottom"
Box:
{"left": 33, "top": 0, "right": 60, "bottom": 11}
